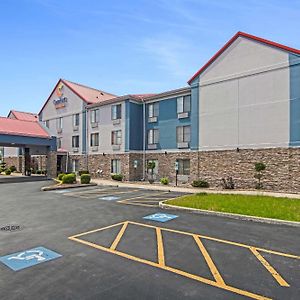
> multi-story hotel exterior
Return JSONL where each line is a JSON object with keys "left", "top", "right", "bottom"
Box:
{"left": 3, "top": 31, "right": 300, "bottom": 191}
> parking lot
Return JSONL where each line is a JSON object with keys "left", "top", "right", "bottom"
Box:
{"left": 56, "top": 185, "right": 188, "bottom": 207}
{"left": 0, "top": 182, "right": 299, "bottom": 300}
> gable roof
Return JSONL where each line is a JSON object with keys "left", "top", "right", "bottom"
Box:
{"left": 8, "top": 110, "right": 38, "bottom": 122}
{"left": 39, "top": 79, "right": 117, "bottom": 115}
{"left": 188, "top": 31, "right": 300, "bottom": 85}
{"left": 0, "top": 117, "right": 50, "bottom": 139}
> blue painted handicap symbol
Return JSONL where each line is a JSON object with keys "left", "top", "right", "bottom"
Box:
{"left": 99, "top": 196, "right": 120, "bottom": 201}
{"left": 0, "top": 246, "right": 62, "bottom": 271}
{"left": 143, "top": 213, "right": 178, "bottom": 223}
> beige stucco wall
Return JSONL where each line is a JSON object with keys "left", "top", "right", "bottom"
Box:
{"left": 199, "top": 36, "right": 290, "bottom": 150}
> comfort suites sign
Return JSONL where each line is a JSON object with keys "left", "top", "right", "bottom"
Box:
{"left": 53, "top": 83, "right": 68, "bottom": 109}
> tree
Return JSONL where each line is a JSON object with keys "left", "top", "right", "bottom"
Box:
{"left": 254, "top": 162, "right": 266, "bottom": 189}
{"left": 147, "top": 161, "right": 156, "bottom": 184}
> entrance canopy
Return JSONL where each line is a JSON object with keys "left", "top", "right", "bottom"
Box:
{"left": 0, "top": 117, "right": 56, "bottom": 151}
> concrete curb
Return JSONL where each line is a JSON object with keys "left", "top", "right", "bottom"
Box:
{"left": 41, "top": 183, "right": 97, "bottom": 191}
{"left": 159, "top": 201, "right": 300, "bottom": 228}
{"left": 92, "top": 179, "right": 300, "bottom": 199}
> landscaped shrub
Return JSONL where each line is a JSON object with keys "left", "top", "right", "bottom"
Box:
{"left": 41, "top": 170, "right": 47, "bottom": 175}
{"left": 81, "top": 174, "right": 91, "bottom": 184}
{"left": 111, "top": 174, "right": 123, "bottom": 181}
{"left": 0, "top": 162, "right": 6, "bottom": 173}
{"left": 9, "top": 166, "right": 16, "bottom": 172}
{"left": 79, "top": 170, "right": 89, "bottom": 176}
{"left": 62, "top": 173, "right": 76, "bottom": 184}
{"left": 58, "top": 173, "right": 65, "bottom": 181}
{"left": 221, "top": 177, "right": 235, "bottom": 189}
{"left": 254, "top": 162, "right": 266, "bottom": 189}
{"left": 192, "top": 180, "right": 209, "bottom": 188}
{"left": 36, "top": 170, "right": 42, "bottom": 175}
{"left": 160, "top": 177, "right": 169, "bottom": 185}
{"left": 5, "top": 169, "right": 11, "bottom": 175}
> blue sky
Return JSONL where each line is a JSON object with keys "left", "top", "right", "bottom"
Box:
{"left": 1, "top": 0, "right": 300, "bottom": 116}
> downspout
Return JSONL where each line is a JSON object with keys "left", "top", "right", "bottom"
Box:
{"left": 142, "top": 98, "right": 146, "bottom": 180}
{"left": 85, "top": 105, "right": 89, "bottom": 171}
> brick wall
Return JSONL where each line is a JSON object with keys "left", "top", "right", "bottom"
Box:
{"left": 197, "top": 148, "right": 300, "bottom": 192}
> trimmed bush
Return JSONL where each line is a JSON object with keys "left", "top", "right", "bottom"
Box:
{"left": 62, "top": 173, "right": 76, "bottom": 184}
{"left": 160, "top": 177, "right": 169, "bottom": 185}
{"left": 81, "top": 174, "right": 91, "bottom": 184}
{"left": 79, "top": 170, "right": 89, "bottom": 176}
{"left": 58, "top": 173, "right": 65, "bottom": 181}
{"left": 36, "top": 170, "right": 42, "bottom": 175}
{"left": 9, "top": 166, "right": 16, "bottom": 172}
{"left": 111, "top": 174, "right": 123, "bottom": 181}
{"left": 192, "top": 180, "right": 209, "bottom": 188}
{"left": 5, "top": 169, "right": 11, "bottom": 175}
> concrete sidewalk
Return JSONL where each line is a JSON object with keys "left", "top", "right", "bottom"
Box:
{"left": 91, "top": 178, "right": 300, "bottom": 199}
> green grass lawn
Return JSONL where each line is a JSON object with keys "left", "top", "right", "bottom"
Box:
{"left": 166, "top": 193, "right": 300, "bottom": 222}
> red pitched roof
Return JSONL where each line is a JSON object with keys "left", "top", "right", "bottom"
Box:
{"left": 62, "top": 79, "right": 117, "bottom": 104}
{"left": 0, "top": 117, "right": 50, "bottom": 139}
{"left": 39, "top": 79, "right": 117, "bottom": 115}
{"left": 188, "top": 31, "right": 300, "bottom": 84}
{"left": 8, "top": 110, "right": 38, "bottom": 122}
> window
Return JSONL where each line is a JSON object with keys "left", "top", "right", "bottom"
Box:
{"left": 177, "top": 95, "right": 191, "bottom": 114}
{"left": 111, "top": 130, "right": 122, "bottom": 145}
{"left": 90, "top": 109, "right": 99, "bottom": 123}
{"left": 111, "top": 104, "right": 122, "bottom": 120}
{"left": 72, "top": 135, "right": 79, "bottom": 148}
{"left": 90, "top": 133, "right": 99, "bottom": 147}
{"left": 56, "top": 117, "right": 63, "bottom": 130}
{"left": 177, "top": 126, "right": 191, "bottom": 143}
{"left": 111, "top": 159, "right": 121, "bottom": 174}
{"left": 177, "top": 159, "right": 190, "bottom": 175}
{"left": 57, "top": 137, "right": 62, "bottom": 149}
{"left": 45, "top": 120, "right": 49, "bottom": 128}
{"left": 148, "top": 129, "right": 159, "bottom": 144}
{"left": 148, "top": 102, "right": 159, "bottom": 118}
{"left": 73, "top": 113, "right": 80, "bottom": 127}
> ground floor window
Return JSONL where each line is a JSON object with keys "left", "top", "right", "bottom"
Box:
{"left": 111, "top": 159, "right": 121, "bottom": 174}
{"left": 57, "top": 137, "right": 62, "bottom": 149}
{"left": 177, "top": 159, "right": 190, "bottom": 175}
{"left": 72, "top": 159, "right": 79, "bottom": 173}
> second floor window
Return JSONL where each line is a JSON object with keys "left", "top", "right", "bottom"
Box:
{"left": 56, "top": 117, "right": 63, "bottom": 130}
{"left": 148, "top": 129, "right": 159, "bottom": 145}
{"left": 111, "top": 104, "right": 121, "bottom": 120}
{"left": 73, "top": 113, "right": 80, "bottom": 127}
{"left": 90, "top": 109, "right": 99, "bottom": 123}
{"left": 148, "top": 102, "right": 159, "bottom": 118}
{"left": 177, "top": 95, "right": 191, "bottom": 114}
{"left": 177, "top": 126, "right": 191, "bottom": 143}
{"left": 90, "top": 133, "right": 99, "bottom": 147}
{"left": 111, "top": 130, "right": 122, "bottom": 145}
{"left": 45, "top": 120, "right": 49, "bottom": 128}
{"left": 72, "top": 135, "right": 79, "bottom": 148}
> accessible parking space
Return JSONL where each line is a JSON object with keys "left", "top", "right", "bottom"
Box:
{"left": 60, "top": 185, "right": 188, "bottom": 207}
{"left": 69, "top": 220, "right": 300, "bottom": 300}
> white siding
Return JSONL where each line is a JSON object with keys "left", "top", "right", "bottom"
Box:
{"left": 199, "top": 36, "right": 290, "bottom": 150}
{"left": 40, "top": 82, "right": 85, "bottom": 153}
{"left": 88, "top": 102, "right": 126, "bottom": 154}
